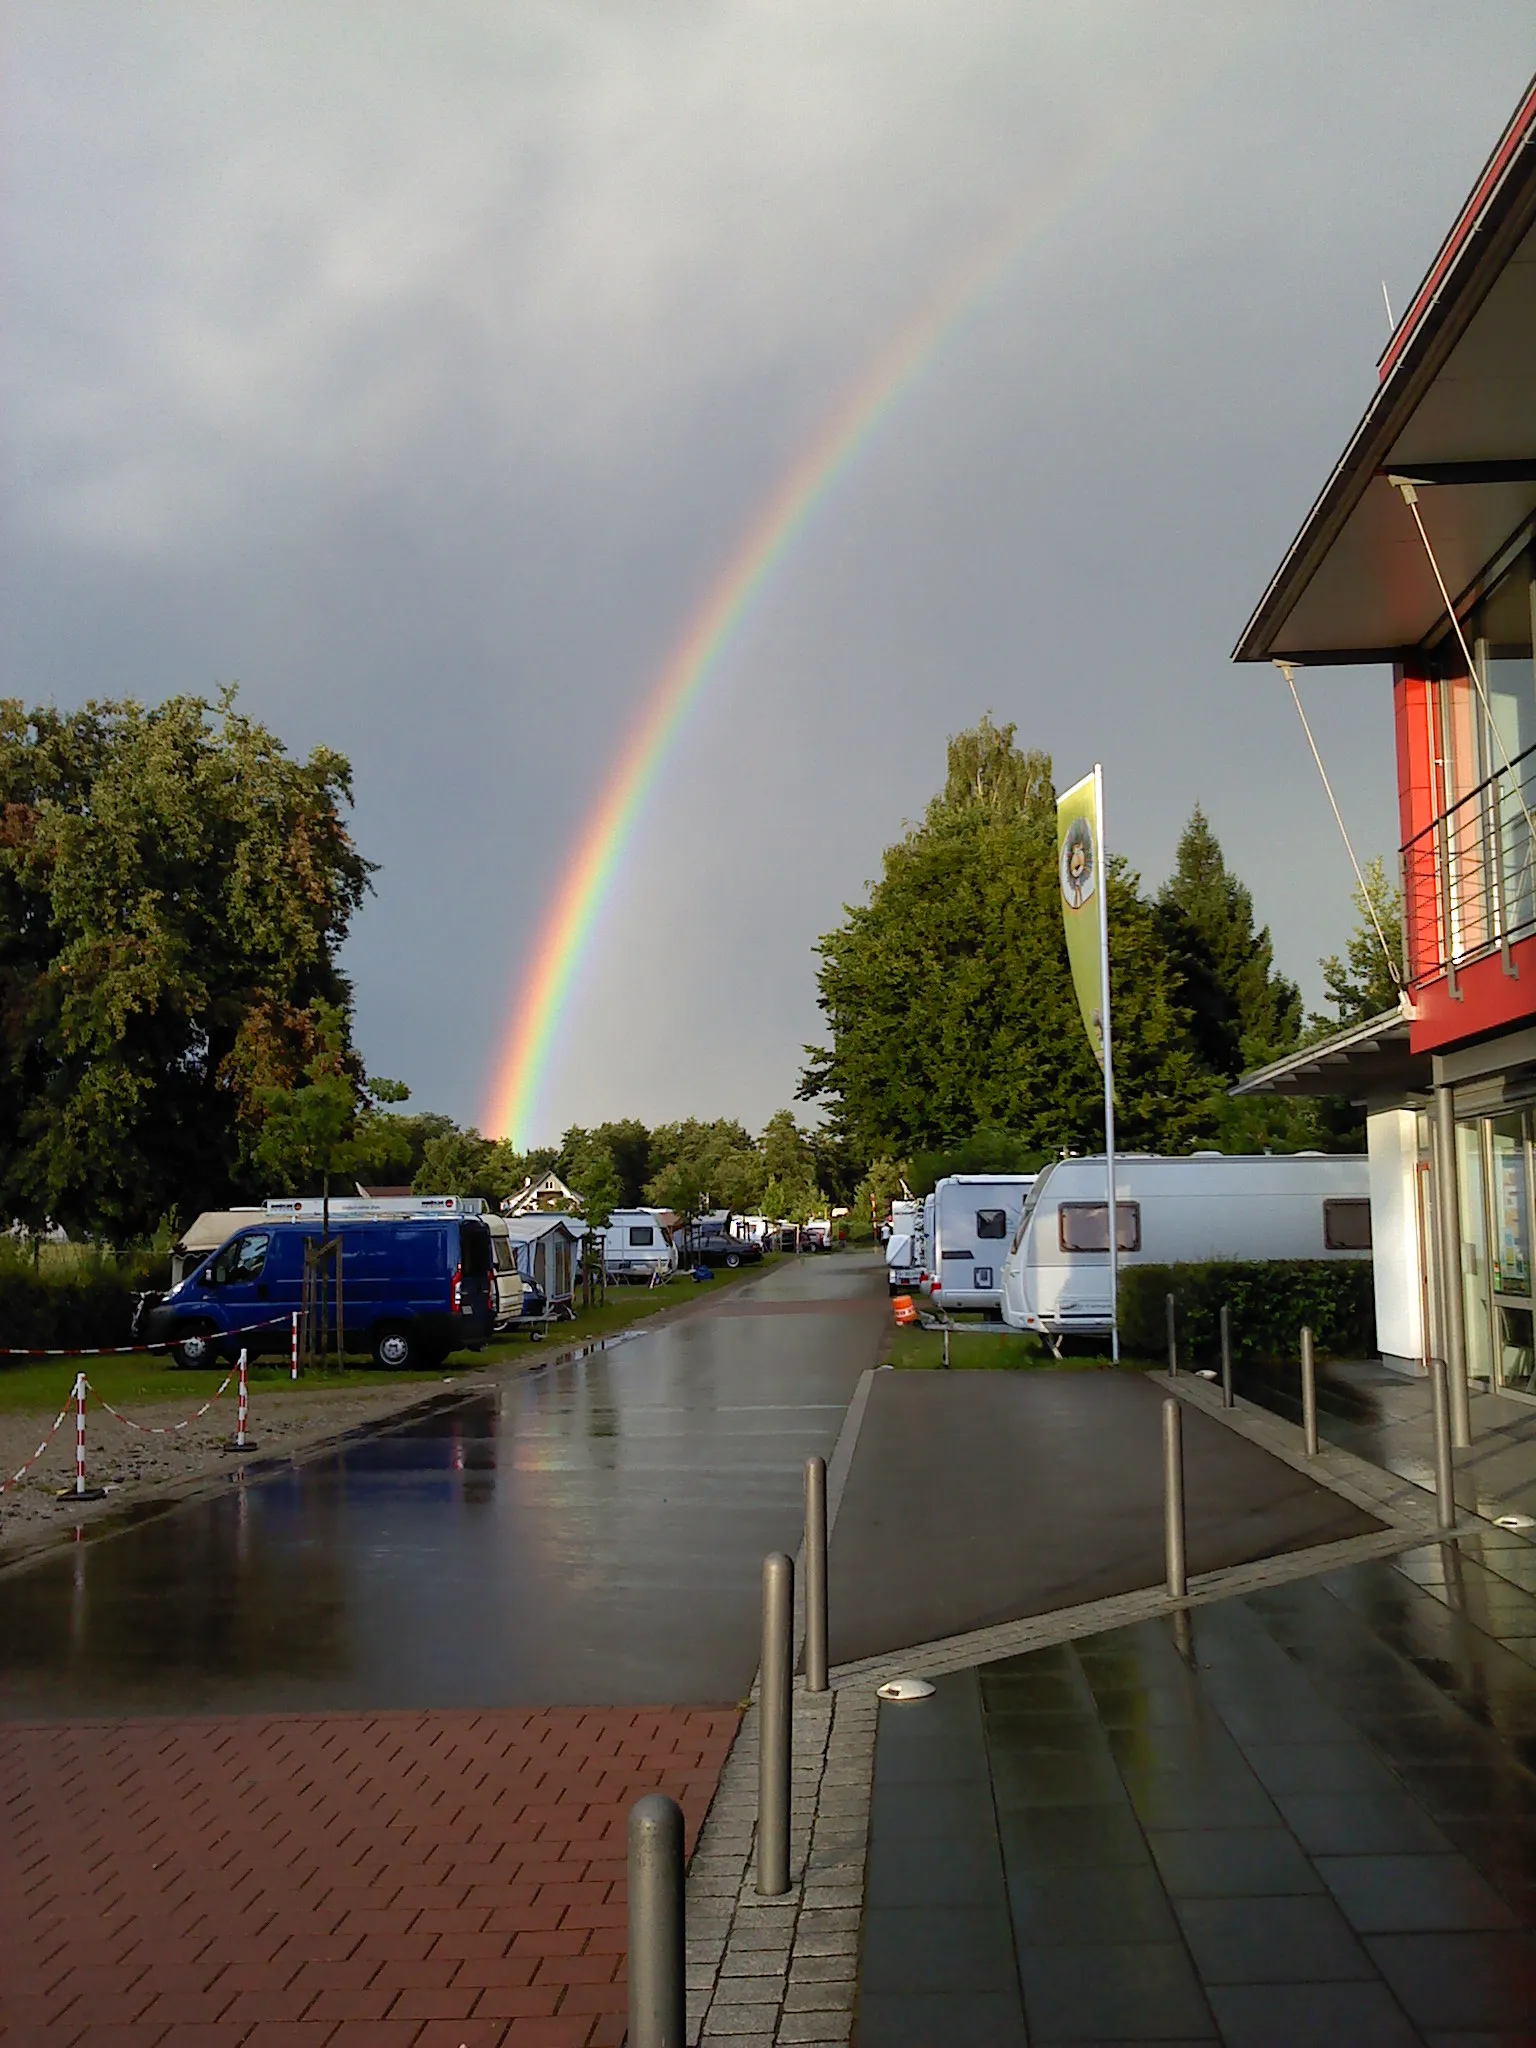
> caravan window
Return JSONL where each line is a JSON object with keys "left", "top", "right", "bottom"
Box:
{"left": 1059, "top": 1202, "right": 1141, "bottom": 1253}
{"left": 975, "top": 1209, "right": 1008, "bottom": 1239}
{"left": 629, "top": 1225, "right": 655, "bottom": 1247}
{"left": 1324, "top": 1199, "right": 1372, "bottom": 1250}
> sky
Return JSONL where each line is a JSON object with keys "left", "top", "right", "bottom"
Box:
{"left": 3, "top": 3, "right": 1534, "bottom": 1146}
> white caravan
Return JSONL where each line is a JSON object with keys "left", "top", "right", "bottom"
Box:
{"left": 929, "top": 1174, "right": 1036, "bottom": 1314}
{"left": 1001, "top": 1153, "right": 1371, "bottom": 1340}
{"left": 603, "top": 1208, "right": 678, "bottom": 1283}
{"left": 885, "top": 1198, "right": 924, "bottom": 1293}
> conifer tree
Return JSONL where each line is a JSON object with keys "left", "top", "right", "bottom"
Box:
{"left": 1156, "top": 806, "right": 1303, "bottom": 1077}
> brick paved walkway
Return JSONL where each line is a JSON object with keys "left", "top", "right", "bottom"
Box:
{"left": 0, "top": 1705, "right": 739, "bottom": 2047}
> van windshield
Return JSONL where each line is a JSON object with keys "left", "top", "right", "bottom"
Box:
{"left": 206, "top": 1233, "right": 270, "bottom": 1286}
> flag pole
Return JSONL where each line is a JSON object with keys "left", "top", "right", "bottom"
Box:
{"left": 1095, "top": 763, "right": 1119, "bottom": 1364}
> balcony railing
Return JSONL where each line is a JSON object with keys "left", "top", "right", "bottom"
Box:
{"left": 1403, "top": 740, "right": 1536, "bottom": 993}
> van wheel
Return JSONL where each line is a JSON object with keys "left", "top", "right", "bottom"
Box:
{"left": 724, "top": 1251, "right": 742, "bottom": 1269}
{"left": 171, "top": 1322, "right": 221, "bottom": 1370}
{"left": 372, "top": 1325, "right": 417, "bottom": 1370}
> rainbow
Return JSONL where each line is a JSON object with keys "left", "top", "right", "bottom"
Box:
{"left": 482, "top": 93, "right": 1213, "bottom": 1146}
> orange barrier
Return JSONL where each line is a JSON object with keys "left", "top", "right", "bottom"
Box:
{"left": 892, "top": 1294, "right": 919, "bottom": 1326}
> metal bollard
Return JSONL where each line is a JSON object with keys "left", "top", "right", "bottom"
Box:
{"left": 757, "top": 1551, "right": 794, "bottom": 1896}
{"left": 942, "top": 1326, "right": 951, "bottom": 1371}
{"left": 1300, "top": 1326, "right": 1318, "bottom": 1458}
{"left": 1162, "top": 1397, "right": 1187, "bottom": 1600}
{"left": 1166, "top": 1293, "right": 1178, "bottom": 1377}
{"left": 1429, "top": 1351, "right": 1456, "bottom": 1533}
{"left": 627, "top": 1793, "right": 685, "bottom": 2048}
{"left": 804, "top": 1457, "right": 829, "bottom": 1694}
{"left": 1219, "top": 1303, "right": 1234, "bottom": 1410}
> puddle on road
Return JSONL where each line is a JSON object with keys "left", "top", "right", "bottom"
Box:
{"left": 0, "top": 1311, "right": 874, "bottom": 1717}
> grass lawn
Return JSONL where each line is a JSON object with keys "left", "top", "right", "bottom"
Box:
{"left": 0, "top": 1254, "right": 782, "bottom": 1412}
{"left": 889, "top": 1322, "right": 1149, "bottom": 1372}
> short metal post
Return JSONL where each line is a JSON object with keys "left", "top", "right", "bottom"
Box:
{"left": 1429, "top": 1351, "right": 1456, "bottom": 1533}
{"left": 805, "top": 1457, "right": 828, "bottom": 1694}
{"left": 757, "top": 1552, "right": 793, "bottom": 1896}
{"left": 627, "top": 1793, "right": 685, "bottom": 2048}
{"left": 942, "top": 1326, "right": 951, "bottom": 1370}
{"left": 1166, "top": 1293, "right": 1178, "bottom": 1377}
{"left": 1301, "top": 1326, "right": 1318, "bottom": 1458}
{"left": 1219, "top": 1303, "right": 1234, "bottom": 1409}
{"left": 1162, "top": 1397, "right": 1186, "bottom": 1600}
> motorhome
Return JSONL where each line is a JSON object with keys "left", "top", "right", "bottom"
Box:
{"left": 929, "top": 1174, "right": 1036, "bottom": 1315}
{"left": 1000, "top": 1153, "right": 1371, "bottom": 1342}
{"left": 603, "top": 1208, "right": 678, "bottom": 1283}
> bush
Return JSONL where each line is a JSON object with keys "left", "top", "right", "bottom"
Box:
{"left": 1118, "top": 1260, "right": 1376, "bottom": 1366}
{"left": 0, "top": 1245, "right": 171, "bottom": 1356}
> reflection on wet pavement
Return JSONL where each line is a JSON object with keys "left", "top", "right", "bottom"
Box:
{"left": 859, "top": 1526, "right": 1536, "bottom": 2045}
{"left": 0, "top": 1262, "right": 884, "bottom": 1715}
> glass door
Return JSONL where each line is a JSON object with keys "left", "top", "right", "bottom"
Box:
{"left": 1487, "top": 1113, "right": 1536, "bottom": 1395}
{"left": 1458, "top": 1120, "right": 1492, "bottom": 1387}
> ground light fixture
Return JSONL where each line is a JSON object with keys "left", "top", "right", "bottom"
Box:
{"left": 876, "top": 1678, "right": 936, "bottom": 1701}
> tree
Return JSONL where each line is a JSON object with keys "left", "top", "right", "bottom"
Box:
{"left": 0, "top": 692, "right": 371, "bottom": 1238}
{"left": 644, "top": 1119, "right": 761, "bottom": 1212}
{"left": 800, "top": 718, "right": 1212, "bottom": 1158}
{"left": 1318, "top": 857, "right": 1404, "bottom": 1027}
{"left": 1156, "top": 807, "right": 1303, "bottom": 1076}
{"left": 249, "top": 1001, "right": 411, "bottom": 1226}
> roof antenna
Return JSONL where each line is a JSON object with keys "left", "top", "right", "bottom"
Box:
{"left": 1381, "top": 279, "right": 1394, "bottom": 328}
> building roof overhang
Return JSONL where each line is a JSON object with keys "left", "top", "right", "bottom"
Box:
{"left": 1235, "top": 74, "right": 1536, "bottom": 665}
{"left": 1231, "top": 1006, "right": 1430, "bottom": 1105}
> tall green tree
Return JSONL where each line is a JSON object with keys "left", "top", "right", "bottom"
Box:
{"left": 1156, "top": 806, "right": 1303, "bottom": 1076}
{"left": 249, "top": 1000, "right": 410, "bottom": 1221}
{"left": 0, "top": 692, "right": 371, "bottom": 1237}
{"left": 800, "top": 717, "right": 1211, "bottom": 1158}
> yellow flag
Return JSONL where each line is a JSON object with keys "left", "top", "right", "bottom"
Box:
{"left": 1057, "top": 771, "right": 1105, "bottom": 1070}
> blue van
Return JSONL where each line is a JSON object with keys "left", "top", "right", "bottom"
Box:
{"left": 138, "top": 1216, "right": 496, "bottom": 1369}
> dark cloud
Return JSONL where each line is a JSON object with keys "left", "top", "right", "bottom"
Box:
{"left": 3, "top": 2, "right": 1532, "bottom": 1138}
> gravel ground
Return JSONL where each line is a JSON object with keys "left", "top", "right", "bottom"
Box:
{"left": 0, "top": 1369, "right": 492, "bottom": 1560}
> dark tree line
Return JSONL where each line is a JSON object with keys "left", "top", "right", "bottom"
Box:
{"left": 798, "top": 717, "right": 1388, "bottom": 1166}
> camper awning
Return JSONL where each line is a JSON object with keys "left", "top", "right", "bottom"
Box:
{"left": 1234, "top": 76, "right": 1536, "bottom": 665}
{"left": 1231, "top": 1008, "right": 1429, "bottom": 1105}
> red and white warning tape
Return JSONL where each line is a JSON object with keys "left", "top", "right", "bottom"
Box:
{"left": 0, "top": 1399, "right": 73, "bottom": 1494}
{"left": 0, "top": 1313, "right": 289, "bottom": 1360}
{"left": 91, "top": 1375, "right": 231, "bottom": 1435}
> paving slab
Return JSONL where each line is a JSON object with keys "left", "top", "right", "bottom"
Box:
{"left": 0, "top": 1703, "right": 738, "bottom": 2047}
{"left": 854, "top": 1531, "right": 1536, "bottom": 2045}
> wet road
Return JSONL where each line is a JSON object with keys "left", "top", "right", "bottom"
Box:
{"left": 829, "top": 1370, "right": 1383, "bottom": 1665}
{"left": 0, "top": 1257, "right": 885, "bottom": 1715}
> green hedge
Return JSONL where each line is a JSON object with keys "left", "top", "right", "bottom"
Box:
{"left": 1119, "top": 1260, "right": 1376, "bottom": 1366}
{"left": 0, "top": 1248, "right": 172, "bottom": 1356}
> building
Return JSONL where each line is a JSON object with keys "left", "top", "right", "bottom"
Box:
{"left": 501, "top": 1171, "right": 583, "bottom": 1217}
{"left": 1235, "top": 73, "right": 1536, "bottom": 1431}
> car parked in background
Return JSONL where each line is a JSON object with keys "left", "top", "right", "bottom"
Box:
{"left": 690, "top": 1223, "right": 764, "bottom": 1269}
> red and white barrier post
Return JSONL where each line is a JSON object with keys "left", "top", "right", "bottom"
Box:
{"left": 58, "top": 1371, "right": 106, "bottom": 1502}
{"left": 291, "top": 1311, "right": 299, "bottom": 1381}
{"left": 225, "top": 1348, "right": 257, "bottom": 1453}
